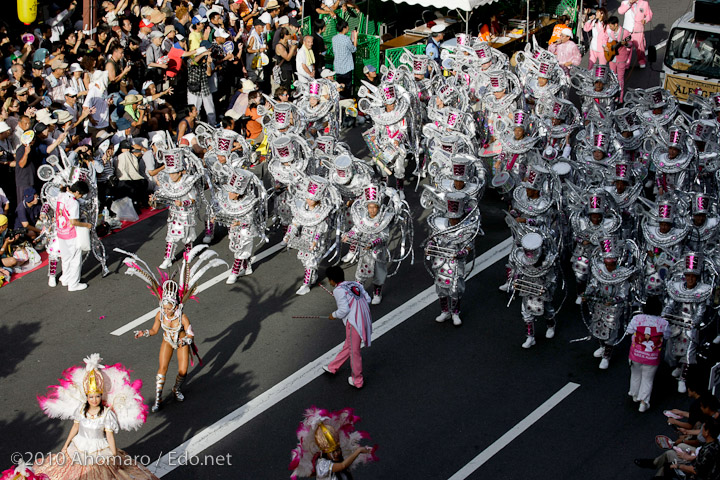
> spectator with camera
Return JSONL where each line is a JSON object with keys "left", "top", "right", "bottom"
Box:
{"left": 274, "top": 28, "right": 298, "bottom": 92}
{"left": 106, "top": 45, "right": 132, "bottom": 94}
{"left": 186, "top": 47, "right": 217, "bottom": 126}
{"left": 120, "top": 94, "right": 149, "bottom": 137}
{"left": 0, "top": 214, "right": 24, "bottom": 274}
{"left": 115, "top": 139, "right": 149, "bottom": 213}
{"left": 14, "top": 187, "right": 41, "bottom": 241}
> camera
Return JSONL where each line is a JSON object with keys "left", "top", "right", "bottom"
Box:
{"left": 8, "top": 227, "right": 28, "bottom": 238}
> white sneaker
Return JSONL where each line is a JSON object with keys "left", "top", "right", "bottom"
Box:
{"left": 435, "top": 312, "right": 451, "bottom": 323}
{"left": 628, "top": 392, "right": 640, "bottom": 403}
{"left": 452, "top": 313, "right": 462, "bottom": 326}
{"left": 341, "top": 252, "right": 356, "bottom": 263}
{"left": 671, "top": 367, "right": 682, "bottom": 378}
{"left": 593, "top": 346, "right": 604, "bottom": 358}
{"left": 159, "top": 257, "right": 172, "bottom": 270}
{"left": 498, "top": 282, "right": 511, "bottom": 292}
{"left": 68, "top": 283, "right": 88, "bottom": 292}
{"left": 640, "top": 63, "right": 646, "bottom": 69}
{"left": 202, "top": 235, "right": 213, "bottom": 244}
{"left": 296, "top": 284, "right": 311, "bottom": 295}
{"left": 244, "top": 264, "right": 253, "bottom": 276}
{"left": 226, "top": 274, "right": 238, "bottom": 285}
{"left": 639, "top": 401, "right": 649, "bottom": 413}
{"left": 48, "top": 276, "right": 57, "bottom": 287}
{"left": 599, "top": 358, "right": 610, "bottom": 370}
{"left": 678, "top": 380, "right": 687, "bottom": 393}
{"left": 522, "top": 336, "right": 536, "bottom": 349}
{"left": 371, "top": 295, "right": 382, "bottom": 305}
{"left": 714, "top": 335, "right": 720, "bottom": 345}
{"left": 545, "top": 327, "right": 555, "bottom": 339}
{"left": 575, "top": 296, "right": 582, "bottom": 305}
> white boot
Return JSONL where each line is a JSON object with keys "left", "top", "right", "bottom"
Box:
{"left": 522, "top": 336, "right": 536, "bottom": 349}
{"left": 575, "top": 296, "right": 582, "bottom": 305}
{"left": 159, "top": 257, "right": 173, "bottom": 270}
{"left": 226, "top": 274, "right": 238, "bottom": 285}
{"left": 48, "top": 276, "right": 57, "bottom": 287}
{"left": 244, "top": 262, "right": 253, "bottom": 276}
{"left": 678, "top": 380, "right": 687, "bottom": 394}
{"left": 545, "top": 326, "right": 555, "bottom": 339}
{"left": 341, "top": 251, "right": 356, "bottom": 263}
{"left": 371, "top": 294, "right": 382, "bottom": 305}
{"left": 639, "top": 401, "right": 649, "bottom": 412}
{"left": 296, "top": 284, "right": 311, "bottom": 295}
{"left": 599, "top": 358, "right": 610, "bottom": 370}
{"left": 498, "top": 281, "right": 511, "bottom": 292}
{"left": 593, "top": 346, "right": 604, "bottom": 358}
{"left": 714, "top": 335, "right": 720, "bottom": 345}
{"left": 435, "top": 312, "right": 451, "bottom": 323}
{"left": 202, "top": 234, "right": 213, "bottom": 244}
{"left": 671, "top": 367, "right": 682, "bottom": 378}
{"left": 452, "top": 313, "right": 462, "bottom": 326}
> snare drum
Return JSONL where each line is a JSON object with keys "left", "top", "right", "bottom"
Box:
{"left": 491, "top": 171, "right": 515, "bottom": 195}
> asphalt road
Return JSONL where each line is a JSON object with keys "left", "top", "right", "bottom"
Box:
{"left": 0, "top": 1, "right": 708, "bottom": 478}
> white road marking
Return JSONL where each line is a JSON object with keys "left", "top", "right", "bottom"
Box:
{"left": 110, "top": 242, "right": 286, "bottom": 336}
{"left": 151, "top": 237, "right": 514, "bottom": 477}
{"left": 655, "top": 39, "right": 667, "bottom": 51}
{"left": 447, "top": 382, "right": 581, "bottom": 480}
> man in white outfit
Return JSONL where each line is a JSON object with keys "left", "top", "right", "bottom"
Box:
{"left": 56, "top": 181, "right": 92, "bottom": 291}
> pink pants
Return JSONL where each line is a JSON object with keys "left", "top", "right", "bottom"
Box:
{"left": 328, "top": 321, "right": 364, "bottom": 387}
{"left": 588, "top": 49, "right": 607, "bottom": 70}
{"left": 610, "top": 50, "right": 629, "bottom": 101}
{"left": 626, "top": 31, "right": 647, "bottom": 67}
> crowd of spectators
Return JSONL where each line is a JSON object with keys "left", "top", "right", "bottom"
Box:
{"left": 0, "top": 0, "right": 364, "bottom": 284}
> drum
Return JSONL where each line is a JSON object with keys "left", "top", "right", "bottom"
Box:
{"left": 551, "top": 161, "right": 572, "bottom": 178}
{"left": 491, "top": 171, "right": 515, "bottom": 195}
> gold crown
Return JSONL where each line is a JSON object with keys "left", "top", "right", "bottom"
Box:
{"left": 83, "top": 369, "right": 104, "bottom": 395}
{"left": 314, "top": 423, "right": 339, "bottom": 454}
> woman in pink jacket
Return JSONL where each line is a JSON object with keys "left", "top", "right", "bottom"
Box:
{"left": 583, "top": 8, "right": 608, "bottom": 69}
{"left": 618, "top": 0, "right": 653, "bottom": 68}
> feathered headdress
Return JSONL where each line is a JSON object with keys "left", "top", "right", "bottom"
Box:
{"left": 114, "top": 246, "right": 228, "bottom": 307}
{"left": 37, "top": 354, "right": 148, "bottom": 431}
{"left": 289, "top": 407, "right": 377, "bottom": 479}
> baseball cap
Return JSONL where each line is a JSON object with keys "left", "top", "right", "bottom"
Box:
{"left": 0, "top": 121, "right": 9, "bottom": 133}
{"left": 23, "top": 187, "right": 37, "bottom": 203}
{"left": 69, "top": 63, "right": 83, "bottom": 73}
{"left": 258, "top": 12, "right": 271, "bottom": 25}
{"left": 33, "top": 122, "right": 48, "bottom": 134}
{"left": 65, "top": 86, "right": 78, "bottom": 96}
{"left": 0, "top": 215, "right": 7, "bottom": 227}
{"left": 363, "top": 64, "right": 376, "bottom": 74}
{"left": 51, "top": 59, "right": 68, "bottom": 70}
{"left": 139, "top": 19, "right": 155, "bottom": 28}
{"left": 192, "top": 15, "right": 207, "bottom": 24}
{"left": 278, "top": 15, "right": 289, "bottom": 25}
{"left": 149, "top": 31, "right": 164, "bottom": 39}
{"left": 214, "top": 28, "right": 229, "bottom": 38}
{"left": 32, "top": 61, "right": 44, "bottom": 70}
{"left": 16, "top": 87, "right": 29, "bottom": 95}
{"left": 176, "top": 34, "right": 185, "bottom": 41}
{"left": 119, "top": 139, "right": 133, "bottom": 150}
{"left": 561, "top": 28, "right": 572, "bottom": 36}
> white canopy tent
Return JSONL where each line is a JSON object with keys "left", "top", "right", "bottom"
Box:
{"left": 380, "top": 0, "right": 501, "bottom": 35}
{"left": 381, "top": 0, "right": 532, "bottom": 42}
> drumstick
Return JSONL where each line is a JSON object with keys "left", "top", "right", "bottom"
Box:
{"left": 317, "top": 282, "right": 335, "bottom": 297}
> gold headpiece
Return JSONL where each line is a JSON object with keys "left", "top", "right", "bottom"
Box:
{"left": 314, "top": 423, "right": 340, "bottom": 454}
{"left": 82, "top": 353, "right": 105, "bottom": 396}
{"left": 83, "top": 368, "right": 104, "bottom": 395}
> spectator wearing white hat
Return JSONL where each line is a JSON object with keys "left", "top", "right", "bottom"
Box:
{"left": 229, "top": 79, "right": 257, "bottom": 118}
{"left": 141, "top": 81, "right": 176, "bottom": 131}
{"left": 68, "top": 63, "right": 87, "bottom": 101}
{"left": 146, "top": 31, "right": 169, "bottom": 84}
{"left": 162, "top": 25, "right": 177, "bottom": 54}
{"left": 0, "top": 121, "right": 13, "bottom": 166}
